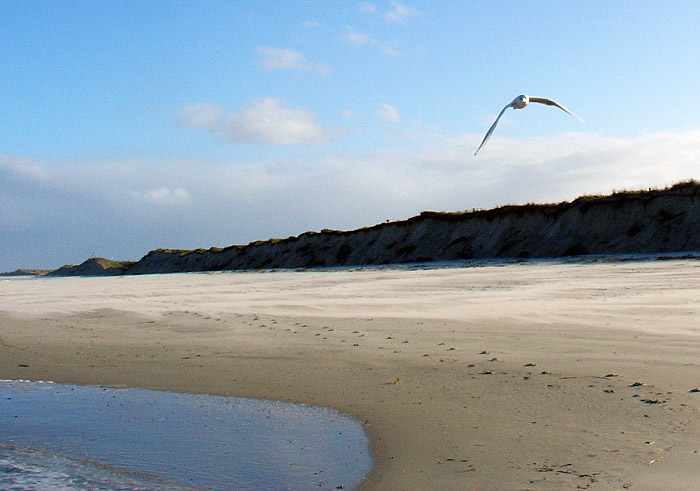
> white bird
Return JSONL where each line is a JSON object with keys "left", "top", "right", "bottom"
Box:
{"left": 474, "top": 94, "right": 582, "bottom": 155}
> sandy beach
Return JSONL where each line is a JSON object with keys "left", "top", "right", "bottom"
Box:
{"left": 2, "top": 260, "right": 700, "bottom": 490}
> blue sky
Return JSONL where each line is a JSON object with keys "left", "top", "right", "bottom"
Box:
{"left": 3, "top": 1, "right": 700, "bottom": 270}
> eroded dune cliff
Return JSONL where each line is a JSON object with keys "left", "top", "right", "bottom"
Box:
{"left": 120, "top": 181, "right": 700, "bottom": 275}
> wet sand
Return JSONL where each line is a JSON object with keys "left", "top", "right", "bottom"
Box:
{"left": 2, "top": 260, "right": 700, "bottom": 489}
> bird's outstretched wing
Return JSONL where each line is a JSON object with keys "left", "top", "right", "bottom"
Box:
{"left": 474, "top": 104, "right": 511, "bottom": 155}
{"left": 528, "top": 97, "right": 584, "bottom": 122}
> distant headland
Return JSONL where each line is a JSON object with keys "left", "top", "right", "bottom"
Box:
{"left": 5, "top": 180, "right": 700, "bottom": 277}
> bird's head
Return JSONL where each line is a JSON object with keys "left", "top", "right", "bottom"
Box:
{"left": 513, "top": 94, "right": 528, "bottom": 107}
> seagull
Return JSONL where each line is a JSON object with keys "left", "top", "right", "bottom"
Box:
{"left": 474, "top": 94, "right": 582, "bottom": 155}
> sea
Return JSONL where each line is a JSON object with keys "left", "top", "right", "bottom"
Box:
{"left": 0, "top": 380, "right": 372, "bottom": 490}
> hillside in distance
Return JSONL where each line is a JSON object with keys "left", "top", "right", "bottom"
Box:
{"left": 11, "top": 181, "right": 700, "bottom": 276}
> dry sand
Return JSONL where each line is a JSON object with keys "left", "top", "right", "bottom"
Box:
{"left": 2, "top": 260, "right": 700, "bottom": 490}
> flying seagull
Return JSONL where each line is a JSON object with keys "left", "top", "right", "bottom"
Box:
{"left": 474, "top": 94, "right": 582, "bottom": 155}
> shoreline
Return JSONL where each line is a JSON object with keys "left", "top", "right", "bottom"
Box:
{"left": 3, "top": 262, "right": 700, "bottom": 489}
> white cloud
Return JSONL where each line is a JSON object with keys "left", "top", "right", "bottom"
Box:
{"left": 230, "top": 98, "right": 329, "bottom": 145}
{"left": 178, "top": 98, "right": 330, "bottom": 145}
{"left": 345, "top": 26, "right": 372, "bottom": 46}
{"left": 341, "top": 110, "right": 361, "bottom": 121}
{"left": 358, "top": 1, "right": 418, "bottom": 21}
{"left": 344, "top": 26, "right": 403, "bottom": 56}
{"left": 416, "top": 129, "right": 700, "bottom": 208}
{"left": 378, "top": 103, "right": 401, "bottom": 121}
{"left": 178, "top": 103, "right": 226, "bottom": 131}
{"left": 384, "top": 2, "right": 420, "bottom": 22}
{"left": 381, "top": 45, "right": 402, "bottom": 57}
{"left": 256, "top": 46, "right": 329, "bottom": 74}
{"left": 257, "top": 47, "right": 308, "bottom": 70}
{"left": 142, "top": 187, "right": 192, "bottom": 206}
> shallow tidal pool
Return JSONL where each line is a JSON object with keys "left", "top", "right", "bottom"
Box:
{"left": 0, "top": 380, "right": 372, "bottom": 490}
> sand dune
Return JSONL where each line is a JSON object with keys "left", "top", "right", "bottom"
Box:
{"left": 2, "top": 260, "right": 700, "bottom": 489}
{"left": 125, "top": 181, "right": 700, "bottom": 273}
{"left": 23, "top": 181, "right": 700, "bottom": 277}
